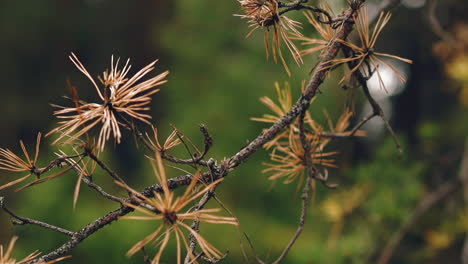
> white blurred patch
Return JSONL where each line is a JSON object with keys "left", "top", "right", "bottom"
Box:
{"left": 359, "top": 59, "right": 410, "bottom": 138}
{"left": 366, "top": 59, "right": 410, "bottom": 100}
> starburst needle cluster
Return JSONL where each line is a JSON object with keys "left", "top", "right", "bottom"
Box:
{"left": 253, "top": 82, "right": 365, "bottom": 187}
{"left": 47, "top": 53, "right": 169, "bottom": 152}
{"left": 0, "top": 236, "right": 40, "bottom": 264}
{"left": 0, "top": 133, "right": 41, "bottom": 190}
{"left": 118, "top": 153, "right": 238, "bottom": 264}
{"left": 237, "top": 0, "right": 303, "bottom": 75}
{"left": 252, "top": 82, "right": 313, "bottom": 149}
{"left": 324, "top": 6, "right": 412, "bottom": 90}
{"left": 291, "top": 4, "right": 337, "bottom": 59}
{"left": 263, "top": 129, "right": 338, "bottom": 185}
{"left": 0, "top": 236, "right": 69, "bottom": 264}
{"left": 0, "top": 1, "right": 420, "bottom": 263}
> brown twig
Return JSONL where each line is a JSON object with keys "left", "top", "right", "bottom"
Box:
{"left": 212, "top": 195, "right": 249, "bottom": 262}
{"left": 377, "top": 178, "right": 460, "bottom": 264}
{"left": 272, "top": 177, "right": 314, "bottom": 264}
{"left": 0, "top": 197, "right": 75, "bottom": 237}
{"left": 36, "top": 153, "right": 85, "bottom": 176}
{"left": 278, "top": 0, "right": 351, "bottom": 27}
{"left": 126, "top": 118, "right": 211, "bottom": 167}
{"left": 184, "top": 185, "right": 218, "bottom": 263}
{"left": 228, "top": 1, "right": 364, "bottom": 170}
{"left": 270, "top": 110, "right": 315, "bottom": 264}
{"left": 347, "top": 112, "right": 378, "bottom": 136}
{"left": 340, "top": 45, "right": 403, "bottom": 153}
{"left": 58, "top": 154, "right": 124, "bottom": 204}
{"left": 30, "top": 168, "right": 228, "bottom": 264}
{"left": 426, "top": 0, "right": 453, "bottom": 42}
{"left": 244, "top": 232, "right": 266, "bottom": 264}
{"left": 140, "top": 247, "right": 152, "bottom": 264}
{"left": 27, "top": 172, "right": 192, "bottom": 263}
{"left": 358, "top": 72, "right": 402, "bottom": 153}
{"left": 87, "top": 151, "right": 126, "bottom": 184}
{"left": 304, "top": 128, "right": 364, "bottom": 138}
{"left": 279, "top": 3, "right": 333, "bottom": 24}
{"left": 184, "top": 160, "right": 229, "bottom": 263}
{"left": 25, "top": 2, "right": 367, "bottom": 262}
{"left": 278, "top": 0, "right": 308, "bottom": 8}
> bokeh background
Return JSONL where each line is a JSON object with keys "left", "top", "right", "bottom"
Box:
{"left": 0, "top": 0, "right": 467, "bottom": 263}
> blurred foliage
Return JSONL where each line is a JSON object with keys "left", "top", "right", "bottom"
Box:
{"left": 434, "top": 22, "right": 468, "bottom": 106}
{"left": 0, "top": 0, "right": 467, "bottom": 264}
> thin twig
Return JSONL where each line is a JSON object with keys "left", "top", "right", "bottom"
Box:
{"left": 140, "top": 247, "right": 152, "bottom": 264}
{"left": 184, "top": 186, "right": 218, "bottom": 264}
{"left": 0, "top": 197, "right": 75, "bottom": 237}
{"left": 279, "top": 3, "right": 334, "bottom": 25}
{"left": 29, "top": 172, "right": 207, "bottom": 263}
{"left": 304, "top": 128, "right": 365, "bottom": 138}
{"left": 199, "top": 251, "right": 229, "bottom": 263}
{"left": 212, "top": 195, "right": 249, "bottom": 262}
{"left": 341, "top": 45, "right": 402, "bottom": 152}
{"left": 359, "top": 74, "right": 402, "bottom": 153}
{"left": 272, "top": 177, "right": 313, "bottom": 264}
{"left": 184, "top": 160, "right": 228, "bottom": 263}
{"left": 347, "top": 112, "right": 378, "bottom": 136}
{"left": 27, "top": 2, "right": 367, "bottom": 262}
{"left": 228, "top": 1, "right": 364, "bottom": 169}
{"left": 244, "top": 232, "right": 266, "bottom": 264}
{"left": 59, "top": 155, "right": 124, "bottom": 204}
{"left": 278, "top": 0, "right": 347, "bottom": 26}
{"left": 122, "top": 116, "right": 211, "bottom": 167}
{"left": 377, "top": 178, "right": 460, "bottom": 264}
{"left": 84, "top": 178, "right": 124, "bottom": 204}
{"left": 270, "top": 110, "right": 315, "bottom": 264}
{"left": 87, "top": 151, "right": 126, "bottom": 184}
{"left": 426, "top": 0, "right": 453, "bottom": 42}
{"left": 278, "top": 0, "right": 308, "bottom": 8}
{"left": 36, "top": 153, "right": 85, "bottom": 176}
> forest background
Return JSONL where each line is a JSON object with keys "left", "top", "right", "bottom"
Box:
{"left": 0, "top": 0, "right": 467, "bottom": 263}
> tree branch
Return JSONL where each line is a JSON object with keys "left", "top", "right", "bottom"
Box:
{"left": 271, "top": 110, "right": 315, "bottom": 264}
{"left": 426, "top": 0, "right": 453, "bottom": 42}
{"left": 58, "top": 154, "right": 124, "bottom": 204}
{"left": 0, "top": 197, "right": 75, "bottom": 237}
{"left": 228, "top": 1, "right": 364, "bottom": 169}
{"left": 87, "top": 151, "right": 127, "bottom": 184}
{"left": 340, "top": 44, "right": 402, "bottom": 152}
{"left": 25, "top": 1, "right": 367, "bottom": 262}
{"left": 376, "top": 178, "right": 460, "bottom": 264}
{"left": 184, "top": 185, "right": 218, "bottom": 263}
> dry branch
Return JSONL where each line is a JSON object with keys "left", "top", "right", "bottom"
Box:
{"left": 0, "top": 1, "right": 370, "bottom": 263}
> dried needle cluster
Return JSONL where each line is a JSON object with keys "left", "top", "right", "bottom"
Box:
{"left": 119, "top": 153, "right": 238, "bottom": 264}
{"left": 48, "top": 53, "right": 169, "bottom": 152}
{"left": 0, "top": 1, "right": 416, "bottom": 263}
{"left": 0, "top": 236, "right": 69, "bottom": 264}
{"left": 0, "top": 133, "right": 41, "bottom": 190}
{"left": 292, "top": 4, "right": 337, "bottom": 59}
{"left": 237, "top": 0, "right": 303, "bottom": 75}
{"left": 325, "top": 6, "right": 412, "bottom": 89}
{"left": 253, "top": 82, "right": 365, "bottom": 186}
{"left": 236, "top": 2, "right": 412, "bottom": 91}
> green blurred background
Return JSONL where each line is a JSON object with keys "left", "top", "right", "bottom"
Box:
{"left": 0, "top": 0, "right": 467, "bottom": 263}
